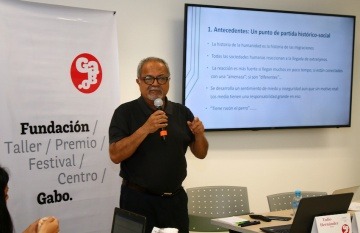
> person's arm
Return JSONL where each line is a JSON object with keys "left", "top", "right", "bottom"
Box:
{"left": 109, "top": 110, "right": 168, "bottom": 164}
{"left": 22, "top": 216, "right": 59, "bottom": 233}
{"left": 109, "top": 125, "right": 150, "bottom": 164}
{"left": 187, "top": 117, "right": 208, "bottom": 159}
{"left": 23, "top": 219, "right": 39, "bottom": 233}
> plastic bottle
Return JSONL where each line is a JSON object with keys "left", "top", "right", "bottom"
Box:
{"left": 292, "top": 189, "right": 302, "bottom": 215}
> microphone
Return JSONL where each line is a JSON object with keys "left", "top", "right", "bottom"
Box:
{"left": 154, "top": 98, "right": 167, "bottom": 141}
{"left": 154, "top": 98, "right": 163, "bottom": 110}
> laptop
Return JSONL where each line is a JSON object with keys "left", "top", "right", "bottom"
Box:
{"left": 111, "top": 207, "right": 147, "bottom": 233}
{"left": 260, "top": 193, "right": 353, "bottom": 233}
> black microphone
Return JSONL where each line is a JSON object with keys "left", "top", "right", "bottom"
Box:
{"left": 154, "top": 98, "right": 167, "bottom": 141}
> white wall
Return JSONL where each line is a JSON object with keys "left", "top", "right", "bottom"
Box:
{"left": 25, "top": 0, "right": 360, "bottom": 213}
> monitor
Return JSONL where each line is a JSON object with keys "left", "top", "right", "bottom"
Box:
{"left": 183, "top": 4, "right": 356, "bottom": 131}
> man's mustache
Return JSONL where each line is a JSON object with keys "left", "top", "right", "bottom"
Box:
{"left": 148, "top": 87, "right": 162, "bottom": 91}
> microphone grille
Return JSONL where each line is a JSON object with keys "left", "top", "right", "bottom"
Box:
{"left": 154, "top": 98, "right": 163, "bottom": 108}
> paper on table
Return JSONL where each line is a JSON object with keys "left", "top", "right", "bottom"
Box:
{"left": 214, "top": 216, "right": 249, "bottom": 226}
{"left": 151, "top": 227, "right": 178, "bottom": 233}
{"left": 349, "top": 202, "right": 360, "bottom": 211}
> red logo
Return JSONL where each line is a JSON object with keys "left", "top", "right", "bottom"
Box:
{"left": 342, "top": 224, "right": 350, "bottom": 233}
{"left": 70, "top": 53, "right": 102, "bottom": 94}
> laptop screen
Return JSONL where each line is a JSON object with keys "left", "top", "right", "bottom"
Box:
{"left": 111, "top": 208, "right": 146, "bottom": 233}
{"left": 291, "top": 193, "right": 353, "bottom": 232}
{"left": 261, "top": 193, "right": 354, "bottom": 233}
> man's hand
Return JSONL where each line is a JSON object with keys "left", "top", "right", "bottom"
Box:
{"left": 187, "top": 117, "right": 205, "bottom": 135}
{"left": 143, "top": 110, "right": 168, "bottom": 134}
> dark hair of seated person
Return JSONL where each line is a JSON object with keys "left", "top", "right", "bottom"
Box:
{"left": 0, "top": 165, "right": 14, "bottom": 233}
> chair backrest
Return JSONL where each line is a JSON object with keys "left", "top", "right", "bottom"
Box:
{"left": 267, "top": 191, "right": 327, "bottom": 212}
{"left": 187, "top": 186, "right": 250, "bottom": 232}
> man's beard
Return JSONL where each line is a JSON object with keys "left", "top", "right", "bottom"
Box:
{"left": 147, "top": 87, "right": 163, "bottom": 101}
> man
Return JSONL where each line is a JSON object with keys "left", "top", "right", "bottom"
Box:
{"left": 108, "top": 57, "right": 208, "bottom": 233}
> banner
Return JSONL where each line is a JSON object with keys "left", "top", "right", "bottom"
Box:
{"left": 0, "top": 0, "right": 120, "bottom": 232}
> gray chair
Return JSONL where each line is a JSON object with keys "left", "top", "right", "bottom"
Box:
{"left": 267, "top": 191, "right": 327, "bottom": 212}
{"left": 187, "top": 186, "right": 250, "bottom": 232}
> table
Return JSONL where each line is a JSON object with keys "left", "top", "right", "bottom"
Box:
{"left": 211, "top": 210, "right": 293, "bottom": 233}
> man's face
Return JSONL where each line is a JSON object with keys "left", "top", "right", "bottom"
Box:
{"left": 137, "top": 60, "right": 170, "bottom": 104}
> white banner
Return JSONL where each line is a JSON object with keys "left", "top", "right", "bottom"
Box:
{"left": 0, "top": 0, "right": 120, "bottom": 232}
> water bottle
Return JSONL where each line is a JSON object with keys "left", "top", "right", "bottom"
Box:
{"left": 292, "top": 189, "right": 302, "bottom": 215}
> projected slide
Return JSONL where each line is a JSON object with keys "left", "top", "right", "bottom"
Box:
{"left": 183, "top": 5, "right": 355, "bottom": 130}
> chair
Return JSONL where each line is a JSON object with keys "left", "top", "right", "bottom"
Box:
{"left": 267, "top": 191, "right": 327, "bottom": 212}
{"left": 187, "top": 186, "right": 250, "bottom": 232}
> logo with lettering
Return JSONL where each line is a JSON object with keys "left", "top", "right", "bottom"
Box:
{"left": 70, "top": 53, "right": 102, "bottom": 94}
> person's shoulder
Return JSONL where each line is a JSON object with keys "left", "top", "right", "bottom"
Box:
{"left": 114, "top": 98, "right": 139, "bottom": 111}
{"left": 168, "top": 100, "right": 193, "bottom": 115}
{"left": 168, "top": 100, "right": 188, "bottom": 110}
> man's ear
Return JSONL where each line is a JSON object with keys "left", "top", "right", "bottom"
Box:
{"left": 136, "top": 79, "right": 140, "bottom": 84}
